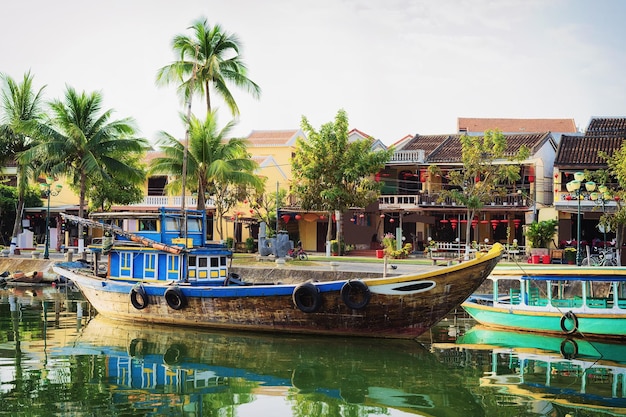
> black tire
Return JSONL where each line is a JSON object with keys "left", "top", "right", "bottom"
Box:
{"left": 341, "top": 280, "right": 371, "bottom": 310}
{"left": 560, "top": 338, "right": 579, "bottom": 359}
{"left": 130, "top": 285, "right": 149, "bottom": 310}
{"left": 298, "top": 252, "right": 308, "bottom": 261}
{"left": 560, "top": 311, "right": 579, "bottom": 335}
{"left": 224, "top": 272, "right": 247, "bottom": 286}
{"left": 293, "top": 282, "right": 322, "bottom": 313}
{"left": 165, "top": 286, "right": 187, "bottom": 310}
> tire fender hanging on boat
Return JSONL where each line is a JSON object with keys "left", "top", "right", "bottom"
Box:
{"left": 130, "top": 284, "right": 149, "bottom": 310}
{"left": 560, "top": 311, "right": 579, "bottom": 335}
{"left": 341, "top": 280, "right": 371, "bottom": 310}
{"left": 292, "top": 282, "right": 322, "bottom": 313}
{"left": 165, "top": 286, "right": 187, "bottom": 310}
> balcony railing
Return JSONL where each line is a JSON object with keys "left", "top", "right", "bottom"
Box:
{"left": 378, "top": 192, "right": 528, "bottom": 209}
{"left": 129, "top": 196, "right": 216, "bottom": 208}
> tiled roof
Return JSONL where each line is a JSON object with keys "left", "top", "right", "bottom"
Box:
{"left": 458, "top": 117, "right": 578, "bottom": 133}
{"left": 401, "top": 132, "right": 550, "bottom": 163}
{"left": 402, "top": 134, "right": 454, "bottom": 159}
{"left": 555, "top": 135, "right": 625, "bottom": 168}
{"left": 585, "top": 117, "right": 626, "bottom": 137}
{"left": 246, "top": 129, "right": 300, "bottom": 146}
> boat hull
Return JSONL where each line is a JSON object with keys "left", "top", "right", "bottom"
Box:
{"left": 462, "top": 302, "right": 626, "bottom": 339}
{"left": 54, "top": 246, "right": 503, "bottom": 339}
{"left": 463, "top": 266, "right": 626, "bottom": 340}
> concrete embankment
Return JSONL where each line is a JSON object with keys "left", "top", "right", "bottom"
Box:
{"left": 230, "top": 265, "right": 387, "bottom": 284}
{"left": 0, "top": 258, "right": 58, "bottom": 274}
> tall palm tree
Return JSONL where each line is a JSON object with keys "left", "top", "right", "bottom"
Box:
{"left": 0, "top": 71, "right": 46, "bottom": 255}
{"left": 21, "top": 87, "right": 147, "bottom": 252}
{"left": 150, "top": 111, "right": 262, "bottom": 238}
{"left": 156, "top": 17, "right": 261, "bottom": 116}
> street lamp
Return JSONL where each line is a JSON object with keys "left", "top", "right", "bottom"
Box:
{"left": 591, "top": 184, "right": 611, "bottom": 246}
{"left": 40, "top": 177, "right": 62, "bottom": 260}
{"left": 566, "top": 172, "right": 595, "bottom": 266}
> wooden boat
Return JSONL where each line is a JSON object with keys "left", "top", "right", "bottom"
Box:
{"left": 462, "top": 266, "right": 626, "bottom": 340}
{"left": 432, "top": 326, "right": 626, "bottom": 415}
{"left": 52, "top": 209, "right": 504, "bottom": 339}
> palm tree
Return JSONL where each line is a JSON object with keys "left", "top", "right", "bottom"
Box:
{"left": 155, "top": 17, "right": 261, "bottom": 116}
{"left": 150, "top": 111, "right": 262, "bottom": 239}
{"left": 21, "top": 87, "right": 147, "bottom": 252}
{"left": 0, "top": 71, "right": 46, "bottom": 255}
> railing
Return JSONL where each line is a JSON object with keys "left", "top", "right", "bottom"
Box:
{"left": 388, "top": 150, "right": 425, "bottom": 163}
{"left": 379, "top": 192, "right": 529, "bottom": 208}
{"left": 130, "top": 196, "right": 216, "bottom": 208}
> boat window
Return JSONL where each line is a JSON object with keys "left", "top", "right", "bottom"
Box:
{"left": 211, "top": 257, "right": 219, "bottom": 268}
{"left": 187, "top": 218, "right": 202, "bottom": 232}
{"left": 139, "top": 219, "right": 157, "bottom": 231}
{"left": 199, "top": 257, "right": 208, "bottom": 268}
{"left": 221, "top": 256, "right": 227, "bottom": 266}
{"left": 164, "top": 218, "right": 180, "bottom": 231}
{"left": 188, "top": 256, "right": 196, "bottom": 266}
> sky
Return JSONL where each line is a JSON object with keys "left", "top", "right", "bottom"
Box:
{"left": 2, "top": 0, "right": 626, "bottom": 146}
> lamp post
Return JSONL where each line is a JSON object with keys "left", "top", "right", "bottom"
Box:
{"left": 566, "top": 172, "right": 595, "bottom": 266}
{"left": 40, "top": 177, "right": 62, "bottom": 260}
{"left": 591, "top": 184, "right": 611, "bottom": 246}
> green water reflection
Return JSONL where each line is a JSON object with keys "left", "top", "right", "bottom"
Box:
{"left": 1, "top": 285, "right": 625, "bottom": 416}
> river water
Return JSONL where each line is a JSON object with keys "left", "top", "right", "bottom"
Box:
{"left": 1, "top": 284, "right": 625, "bottom": 417}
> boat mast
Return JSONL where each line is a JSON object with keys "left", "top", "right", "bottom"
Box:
{"left": 180, "top": 45, "right": 200, "bottom": 243}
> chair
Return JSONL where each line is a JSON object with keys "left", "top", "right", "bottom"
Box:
{"left": 550, "top": 249, "right": 564, "bottom": 264}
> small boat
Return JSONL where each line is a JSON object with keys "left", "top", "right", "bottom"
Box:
{"left": 432, "top": 326, "right": 626, "bottom": 415}
{"left": 53, "top": 208, "right": 504, "bottom": 339}
{"left": 462, "top": 266, "right": 626, "bottom": 340}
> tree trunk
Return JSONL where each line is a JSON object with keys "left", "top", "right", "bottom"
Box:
{"left": 9, "top": 198, "right": 24, "bottom": 255}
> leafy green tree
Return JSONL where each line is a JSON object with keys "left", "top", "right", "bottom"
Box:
{"left": 0, "top": 71, "right": 46, "bottom": 254}
{"left": 0, "top": 184, "right": 42, "bottom": 246}
{"left": 156, "top": 17, "right": 261, "bottom": 116}
{"left": 432, "top": 129, "right": 529, "bottom": 254}
{"left": 600, "top": 147, "right": 626, "bottom": 258}
{"left": 150, "top": 111, "right": 261, "bottom": 239}
{"left": 248, "top": 186, "right": 287, "bottom": 237}
{"left": 21, "top": 87, "right": 147, "bottom": 252}
{"left": 292, "top": 109, "right": 393, "bottom": 254}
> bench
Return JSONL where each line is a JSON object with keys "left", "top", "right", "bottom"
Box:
{"left": 431, "top": 256, "right": 452, "bottom": 266}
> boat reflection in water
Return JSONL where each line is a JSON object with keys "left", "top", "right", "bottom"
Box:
{"left": 433, "top": 325, "right": 626, "bottom": 416}
{"left": 51, "top": 315, "right": 479, "bottom": 416}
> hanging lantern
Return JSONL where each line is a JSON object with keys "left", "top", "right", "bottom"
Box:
{"left": 319, "top": 215, "right": 326, "bottom": 220}
{"left": 380, "top": 214, "right": 385, "bottom": 218}
{"left": 450, "top": 219, "right": 458, "bottom": 230}
{"left": 513, "top": 219, "right": 521, "bottom": 229}
{"left": 351, "top": 217, "right": 356, "bottom": 223}
{"left": 390, "top": 218, "right": 395, "bottom": 223}
{"left": 243, "top": 199, "right": 248, "bottom": 204}
{"left": 359, "top": 213, "right": 365, "bottom": 218}
{"left": 230, "top": 216, "right": 235, "bottom": 221}
{"left": 500, "top": 219, "right": 508, "bottom": 224}
{"left": 490, "top": 220, "right": 499, "bottom": 230}
{"left": 295, "top": 214, "right": 302, "bottom": 220}
{"left": 281, "top": 214, "right": 291, "bottom": 223}
{"left": 249, "top": 209, "right": 254, "bottom": 214}
{"left": 440, "top": 219, "right": 449, "bottom": 224}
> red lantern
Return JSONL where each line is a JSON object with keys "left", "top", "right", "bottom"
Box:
{"left": 390, "top": 218, "right": 395, "bottom": 223}
{"left": 295, "top": 214, "right": 302, "bottom": 220}
{"left": 249, "top": 209, "right": 254, "bottom": 214}
{"left": 319, "top": 215, "right": 326, "bottom": 220}
{"left": 359, "top": 213, "right": 365, "bottom": 218}
{"left": 281, "top": 214, "right": 291, "bottom": 223}
{"left": 440, "top": 219, "right": 449, "bottom": 223}
{"left": 528, "top": 176, "right": 535, "bottom": 183}
{"left": 616, "top": 196, "right": 621, "bottom": 201}
{"left": 380, "top": 214, "right": 385, "bottom": 218}
{"left": 490, "top": 220, "right": 499, "bottom": 230}
{"left": 500, "top": 219, "right": 508, "bottom": 223}
{"left": 450, "top": 219, "right": 458, "bottom": 230}
{"left": 243, "top": 199, "right": 248, "bottom": 204}
{"left": 566, "top": 195, "right": 572, "bottom": 200}
{"left": 513, "top": 219, "right": 521, "bottom": 229}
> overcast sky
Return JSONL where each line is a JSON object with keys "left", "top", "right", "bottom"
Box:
{"left": 2, "top": 0, "right": 625, "bottom": 145}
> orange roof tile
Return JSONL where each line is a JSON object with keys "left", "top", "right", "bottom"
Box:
{"left": 458, "top": 117, "right": 578, "bottom": 133}
{"left": 246, "top": 129, "right": 300, "bottom": 146}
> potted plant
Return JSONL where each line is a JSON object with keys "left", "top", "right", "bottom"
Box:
{"left": 245, "top": 237, "right": 255, "bottom": 253}
{"left": 330, "top": 240, "right": 339, "bottom": 256}
{"left": 524, "top": 219, "right": 558, "bottom": 263}
{"left": 564, "top": 247, "right": 577, "bottom": 264}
